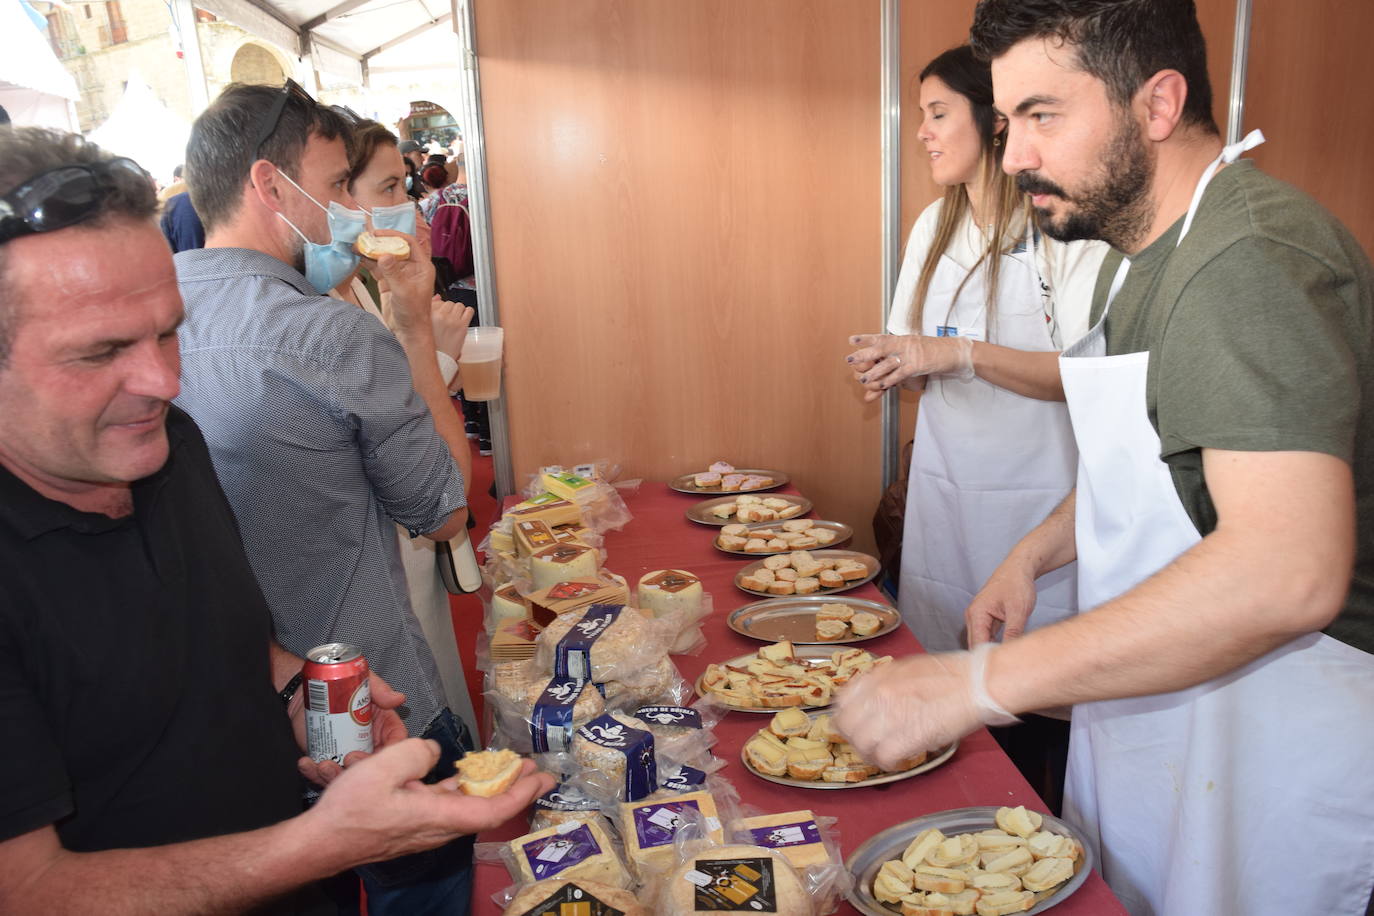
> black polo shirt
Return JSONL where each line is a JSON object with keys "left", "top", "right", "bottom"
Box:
{"left": 0, "top": 407, "right": 305, "bottom": 851}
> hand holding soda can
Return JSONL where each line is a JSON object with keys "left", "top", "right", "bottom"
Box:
{"left": 303, "top": 643, "right": 374, "bottom": 764}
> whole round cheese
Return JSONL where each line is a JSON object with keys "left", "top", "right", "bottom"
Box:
{"left": 531, "top": 543, "right": 600, "bottom": 591}
{"left": 637, "top": 569, "right": 704, "bottom": 618}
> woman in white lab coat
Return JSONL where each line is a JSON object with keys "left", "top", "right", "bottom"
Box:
{"left": 847, "top": 45, "right": 1103, "bottom": 805}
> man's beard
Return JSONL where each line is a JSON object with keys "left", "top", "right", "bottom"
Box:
{"left": 1017, "top": 112, "right": 1154, "bottom": 250}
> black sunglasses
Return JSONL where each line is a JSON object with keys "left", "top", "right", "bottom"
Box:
{"left": 0, "top": 157, "right": 146, "bottom": 246}
{"left": 250, "top": 78, "right": 318, "bottom": 160}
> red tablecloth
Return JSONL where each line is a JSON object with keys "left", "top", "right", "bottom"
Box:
{"left": 472, "top": 483, "right": 1126, "bottom": 915}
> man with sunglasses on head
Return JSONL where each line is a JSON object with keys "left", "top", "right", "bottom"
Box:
{"left": 171, "top": 82, "right": 483, "bottom": 914}
{"left": 0, "top": 127, "right": 552, "bottom": 914}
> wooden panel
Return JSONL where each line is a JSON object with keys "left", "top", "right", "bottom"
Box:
{"left": 476, "top": 0, "right": 882, "bottom": 552}
{"left": 1243, "top": 1, "right": 1374, "bottom": 257}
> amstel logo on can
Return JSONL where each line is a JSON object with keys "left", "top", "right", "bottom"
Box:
{"left": 349, "top": 680, "right": 373, "bottom": 726}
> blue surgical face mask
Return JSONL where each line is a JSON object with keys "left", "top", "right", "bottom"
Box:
{"left": 371, "top": 200, "right": 416, "bottom": 236}
{"left": 275, "top": 170, "right": 367, "bottom": 294}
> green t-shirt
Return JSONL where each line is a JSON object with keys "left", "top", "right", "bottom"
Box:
{"left": 1088, "top": 160, "right": 1374, "bottom": 655}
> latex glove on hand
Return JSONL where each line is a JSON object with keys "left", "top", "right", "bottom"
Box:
{"left": 833, "top": 645, "right": 1018, "bottom": 771}
{"left": 845, "top": 333, "right": 975, "bottom": 402}
{"left": 966, "top": 563, "right": 1040, "bottom": 646}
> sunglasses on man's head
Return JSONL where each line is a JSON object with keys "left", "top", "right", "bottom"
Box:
{"left": 0, "top": 157, "right": 146, "bottom": 246}
{"left": 250, "top": 78, "right": 319, "bottom": 160}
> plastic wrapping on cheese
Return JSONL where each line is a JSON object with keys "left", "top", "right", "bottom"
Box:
{"left": 506, "top": 818, "right": 631, "bottom": 889}
{"left": 658, "top": 845, "right": 810, "bottom": 915}
{"left": 506, "top": 491, "right": 584, "bottom": 528}
{"left": 530, "top": 543, "right": 600, "bottom": 591}
{"left": 619, "top": 791, "right": 724, "bottom": 877}
{"left": 491, "top": 582, "right": 530, "bottom": 624}
{"left": 734, "top": 810, "right": 831, "bottom": 871}
{"left": 514, "top": 519, "right": 558, "bottom": 556}
{"left": 637, "top": 569, "right": 703, "bottom": 618}
{"left": 572, "top": 712, "right": 658, "bottom": 803}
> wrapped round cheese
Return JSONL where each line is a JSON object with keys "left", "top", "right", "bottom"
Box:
{"left": 637, "top": 569, "right": 703, "bottom": 618}
{"left": 660, "top": 844, "right": 812, "bottom": 915}
{"left": 503, "top": 878, "right": 648, "bottom": 916}
{"left": 504, "top": 817, "right": 631, "bottom": 889}
{"left": 488, "top": 662, "right": 605, "bottom": 754}
{"left": 571, "top": 711, "right": 659, "bottom": 803}
{"left": 534, "top": 604, "right": 669, "bottom": 683}
{"left": 530, "top": 542, "right": 600, "bottom": 591}
{"left": 602, "top": 656, "right": 687, "bottom": 710}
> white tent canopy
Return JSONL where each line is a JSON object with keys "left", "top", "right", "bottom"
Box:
{"left": 86, "top": 73, "right": 192, "bottom": 183}
{"left": 0, "top": 0, "right": 80, "bottom": 130}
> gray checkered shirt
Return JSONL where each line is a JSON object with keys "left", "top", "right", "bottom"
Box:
{"left": 173, "top": 247, "right": 463, "bottom": 735}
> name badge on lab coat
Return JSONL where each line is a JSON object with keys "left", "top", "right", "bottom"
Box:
{"left": 935, "top": 325, "right": 983, "bottom": 341}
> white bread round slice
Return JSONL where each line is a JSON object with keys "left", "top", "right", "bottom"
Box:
{"left": 504, "top": 878, "right": 647, "bottom": 915}
{"left": 355, "top": 230, "right": 410, "bottom": 259}
{"left": 1019, "top": 856, "right": 1074, "bottom": 892}
{"left": 851, "top": 612, "right": 882, "bottom": 636}
{"left": 973, "top": 889, "right": 1035, "bottom": 915}
{"left": 815, "top": 618, "right": 849, "bottom": 641}
{"left": 453, "top": 748, "right": 522, "bottom": 797}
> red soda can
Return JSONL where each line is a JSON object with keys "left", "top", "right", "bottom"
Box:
{"left": 303, "top": 642, "right": 374, "bottom": 764}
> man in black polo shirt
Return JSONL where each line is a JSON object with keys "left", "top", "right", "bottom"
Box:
{"left": 0, "top": 127, "right": 551, "bottom": 912}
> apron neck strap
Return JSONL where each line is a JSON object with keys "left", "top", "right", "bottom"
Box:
{"left": 1105, "top": 128, "right": 1266, "bottom": 313}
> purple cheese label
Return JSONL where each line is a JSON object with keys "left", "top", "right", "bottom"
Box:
{"left": 576, "top": 714, "right": 657, "bottom": 801}
{"left": 660, "top": 765, "right": 708, "bottom": 792}
{"left": 534, "top": 783, "right": 598, "bottom": 812}
{"left": 634, "top": 705, "right": 703, "bottom": 730}
{"left": 555, "top": 604, "right": 623, "bottom": 680}
{"left": 520, "top": 823, "right": 601, "bottom": 881}
{"left": 632, "top": 799, "right": 702, "bottom": 850}
{"left": 530, "top": 677, "right": 588, "bottom": 752}
{"left": 749, "top": 819, "right": 822, "bottom": 849}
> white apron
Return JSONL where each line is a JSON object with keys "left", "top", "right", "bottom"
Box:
{"left": 898, "top": 228, "right": 1079, "bottom": 652}
{"left": 1060, "top": 131, "right": 1374, "bottom": 916}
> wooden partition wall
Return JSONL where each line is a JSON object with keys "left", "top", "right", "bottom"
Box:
{"left": 476, "top": 0, "right": 883, "bottom": 550}
{"left": 1244, "top": 1, "right": 1374, "bottom": 258}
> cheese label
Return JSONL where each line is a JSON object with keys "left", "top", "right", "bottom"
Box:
{"left": 530, "top": 677, "right": 588, "bottom": 752}
{"left": 495, "top": 584, "right": 525, "bottom": 604}
{"left": 519, "top": 883, "right": 625, "bottom": 916}
{"left": 634, "top": 705, "right": 703, "bottom": 730}
{"left": 576, "top": 713, "right": 657, "bottom": 801}
{"left": 632, "top": 799, "right": 702, "bottom": 850}
{"left": 555, "top": 604, "right": 622, "bottom": 679}
{"left": 538, "top": 544, "right": 590, "bottom": 564}
{"left": 660, "top": 765, "right": 708, "bottom": 792}
{"left": 642, "top": 570, "right": 699, "bottom": 592}
{"left": 534, "top": 783, "right": 598, "bottom": 812}
{"left": 548, "top": 580, "right": 604, "bottom": 600}
{"left": 690, "top": 857, "right": 778, "bottom": 911}
{"left": 510, "top": 492, "right": 573, "bottom": 514}
{"left": 521, "top": 824, "right": 601, "bottom": 881}
{"left": 749, "top": 819, "right": 822, "bottom": 850}
{"left": 516, "top": 520, "right": 557, "bottom": 549}
{"left": 552, "top": 471, "right": 594, "bottom": 489}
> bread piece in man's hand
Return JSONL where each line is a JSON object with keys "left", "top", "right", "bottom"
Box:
{"left": 355, "top": 230, "right": 410, "bottom": 260}
{"left": 453, "top": 748, "right": 522, "bottom": 797}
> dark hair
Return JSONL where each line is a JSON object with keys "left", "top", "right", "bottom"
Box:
{"left": 969, "top": 0, "right": 1218, "bottom": 134}
{"left": 421, "top": 164, "right": 448, "bottom": 190}
{"left": 185, "top": 82, "right": 351, "bottom": 233}
{"left": 173, "top": 163, "right": 183, "bottom": 179}
{"left": 346, "top": 119, "right": 399, "bottom": 193}
{"left": 907, "top": 46, "right": 1027, "bottom": 338}
{"left": 0, "top": 128, "right": 157, "bottom": 369}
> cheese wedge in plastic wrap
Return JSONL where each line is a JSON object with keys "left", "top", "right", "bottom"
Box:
{"left": 507, "top": 817, "right": 630, "bottom": 888}
{"left": 734, "top": 810, "right": 832, "bottom": 871}
{"left": 530, "top": 543, "right": 599, "bottom": 591}
{"left": 514, "top": 519, "right": 558, "bottom": 557}
{"left": 637, "top": 569, "right": 704, "bottom": 618}
{"left": 619, "top": 790, "right": 723, "bottom": 878}
{"left": 505, "top": 491, "right": 584, "bottom": 528}
{"left": 491, "top": 582, "right": 530, "bottom": 624}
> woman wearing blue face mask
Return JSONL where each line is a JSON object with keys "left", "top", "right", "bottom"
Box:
{"left": 331, "top": 120, "right": 483, "bottom": 766}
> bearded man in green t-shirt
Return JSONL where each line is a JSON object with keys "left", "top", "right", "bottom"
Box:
{"left": 833, "top": 2, "right": 1374, "bottom": 914}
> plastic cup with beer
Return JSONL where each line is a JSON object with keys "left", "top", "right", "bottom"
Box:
{"left": 459, "top": 326, "right": 504, "bottom": 401}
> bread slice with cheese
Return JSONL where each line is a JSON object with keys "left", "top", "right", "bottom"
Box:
{"left": 355, "top": 231, "right": 409, "bottom": 259}
{"left": 453, "top": 748, "right": 522, "bottom": 797}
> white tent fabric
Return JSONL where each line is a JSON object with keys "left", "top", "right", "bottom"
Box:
{"left": 0, "top": 0, "right": 80, "bottom": 130}
{"left": 86, "top": 74, "right": 191, "bottom": 183}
